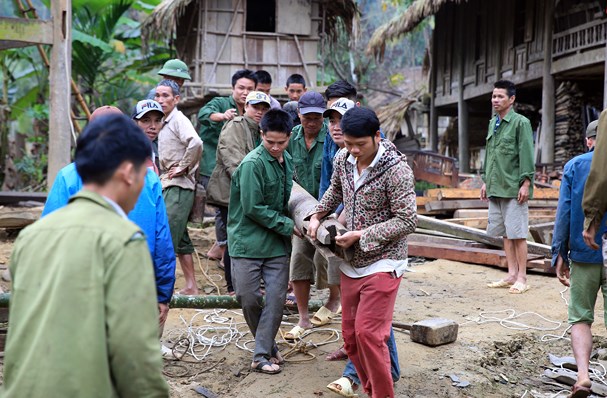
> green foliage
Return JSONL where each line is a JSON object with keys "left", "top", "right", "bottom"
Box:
{"left": 321, "top": 0, "right": 431, "bottom": 90}
{"left": 1, "top": 0, "right": 171, "bottom": 189}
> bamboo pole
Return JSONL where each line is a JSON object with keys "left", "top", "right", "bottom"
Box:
{"left": 0, "top": 293, "right": 323, "bottom": 310}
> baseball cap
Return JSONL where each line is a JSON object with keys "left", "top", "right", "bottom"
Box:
{"left": 90, "top": 105, "right": 122, "bottom": 122}
{"left": 245, "top": 91, "right": 271, "bottom": 106}
{"left": 323, "top": 97, "right": 355, "bottom": 118}
{"left": 132, "top": 100, "right": 165, "bottom": 120}
{"left": 586, "top": 119, "right": 599, "bottom": 138}
{"left": 298, "top": 91, "right": 326, "bottom": 115}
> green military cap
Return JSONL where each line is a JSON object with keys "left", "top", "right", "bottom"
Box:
{"left": 158, "top": 59, "right": 191, "bottom": 80}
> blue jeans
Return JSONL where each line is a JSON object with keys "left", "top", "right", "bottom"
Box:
{"left": 342, "top": 327, "right": 400, "bottom": 385}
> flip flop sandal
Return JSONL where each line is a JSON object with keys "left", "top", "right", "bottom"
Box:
{"left": 327, "top": 377, "right": 358, "bottom": 397}
{"left": 311, "top": 306, "right": 336, "bottom": 327}
{"left": 509, "top": 281, "right": 530, "bottom": 294}
{"left": 569, "top": 383, "right": 592, "bottom": 398}
{"left": 325, "top": 346, "right": 348, "bottom": 361}
{"left": 284, "top": 294, "right": 297, "bottom": 310}
{"left": 251, "top": 360, "right": 281, "bottom": 375}
{"left": 487, "top": 279, "right": 513, "bottom": 288}
{"left": 284, "top": 325, "right": 310, "bottom": 340}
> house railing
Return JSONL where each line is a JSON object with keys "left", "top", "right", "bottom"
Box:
{"left": 552, "top": 19, "right": 607, "bottom": 58}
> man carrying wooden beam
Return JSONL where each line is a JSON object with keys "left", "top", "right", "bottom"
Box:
{"left": 308, "top": 107, "right": 417, "bottom": 398}
{"left": 554, "top": 119, "right": 606, "bottom": 398}
{"left": 482, "top": 80, "right": 535, "bottom": 294}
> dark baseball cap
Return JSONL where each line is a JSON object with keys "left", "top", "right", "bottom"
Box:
{"left": 586, "top": 120, "right": 598, "bottom": 138}
{"left": 298, "top": 91, "right": 326, "bottom": 115}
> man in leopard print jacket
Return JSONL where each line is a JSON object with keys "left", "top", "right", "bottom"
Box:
{"left": 308, "top": 107, "right": 417, "bottom": 398}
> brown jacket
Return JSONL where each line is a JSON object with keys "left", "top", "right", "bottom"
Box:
{"left": 158, "top": 107, "right": 203, "bottom": 190}
{"left": 207, "top": 116, "right": 261, "bottom": 206}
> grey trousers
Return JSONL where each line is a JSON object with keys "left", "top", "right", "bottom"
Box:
{"left": 231, "top": 256, "right": 289, "bottom": 363}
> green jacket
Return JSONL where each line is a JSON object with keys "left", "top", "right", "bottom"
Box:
{"left": 482, "top": 108, "right": 535, "bottom": 199}
{"left": 228, "top": 145, "right": 295, "bottom": 258}
{"left": 583, "top": 108, "right": 607, "bottom": 229}
{"left": 3, "top": 191, "right": 168, "bottom": 398}
{"left": 208, "top": 115, "right": 261, "bottom": 207}
{"left": 197, "top": 96, "right": 238, "bottom": 177}
{"left": 287, "top": 123, "right": 328, "bottom": 199}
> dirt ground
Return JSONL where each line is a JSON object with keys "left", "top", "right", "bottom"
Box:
{"left": 0, "top": 225, "right": 605, "bottom": 398}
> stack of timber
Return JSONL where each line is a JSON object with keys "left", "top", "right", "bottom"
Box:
{"left": 411, "top": 187, "right": 557, "bottom": 273}
{"left": 554, "top": 81, "right": 585, "bottom": 164}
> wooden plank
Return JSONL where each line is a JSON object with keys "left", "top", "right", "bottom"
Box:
{"left": 446, "top": 215, "right": 555, "bottom": 230}
{"left": 408, "top": 233, "right": 488, "bottom": 248}
{"left": 0, "top": 191, "right": 47, "bottom": 205}
{"left": 0, "top": 207, "right": 42, "bottom": 229}
{"left": 409, "top": 242, "right": 547, "bottom": 270}
{"left": 417, "top": 215, "right": 551, "bottom": 257}
{"left": 453, "top": 208, "right": 556, "bottom": 218}
{"left": 425, "top": 199, "right": 558, "bottom": 211}
{"left": 433, "top": 188, "right": 559, "bottom": 200}
{"left": 0, "top": 17, "right": 53, "bottom": 46}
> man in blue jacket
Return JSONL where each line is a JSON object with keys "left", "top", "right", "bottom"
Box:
{"left": 552, "top": 119, "right": 607, "bottom": 398}
{"left": 42, "top": 105, "right": 176, "bottom": 336}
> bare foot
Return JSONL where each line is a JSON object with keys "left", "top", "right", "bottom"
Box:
{"left": 270, "top": 351, "right": 284, "bottom": 365}
{"left": 251, "top": 361, "right": 280, "bottom": 374}
{"left": 325, "top": 299, "right": 341, "bottom": 314}
{"left": 178, "top": 287, "right": 199, "bottom": 295}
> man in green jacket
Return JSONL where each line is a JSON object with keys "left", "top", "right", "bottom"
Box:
{"left": 228, "top": 109, "right": 300, "bottom": 375}
{"left": 208, "top": 91, "right": 271, "bottom": 294}
{"left": 482, "top": 80, "right": 535, "bottom": 294}
{"left": 3, "top": 114, "right": 169, "bottom": 397}
{"left": 197, "top": 69, "right": 257, "bottom": 261}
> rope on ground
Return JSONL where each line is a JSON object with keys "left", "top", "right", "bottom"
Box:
{"left": 164, "top": 309, "right": 249, "bottom": 362}
{"left": 276, "top": 327, "right": 341, "bottom": 363}
{"left": 192, "top": 247, "right": 221, "bottom": 294}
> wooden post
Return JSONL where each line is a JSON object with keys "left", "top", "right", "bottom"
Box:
{"left": 457, "top": 8, "right": 469, "bottom": 172}
{"left": 429, "top": 31, "right": 439, "bottom": 152}
{"left": 48, "top": 0, "right": 72, "bottom": 188}
{"left": 604, "top": 41, "right": 607, "bottom": 109}
{"left": 540, "top": 0, "right": 555, "bottom": 163}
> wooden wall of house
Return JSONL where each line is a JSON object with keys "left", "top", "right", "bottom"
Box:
{"left": 434, "top": 0, "right": 547, "bottom": 107}
{"left": 175, "top": 0, "right": 322, "bottom": 97}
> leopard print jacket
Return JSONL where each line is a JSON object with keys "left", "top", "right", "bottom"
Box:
{"left": 313, "top": 140, "right": 417, "bottom": 268}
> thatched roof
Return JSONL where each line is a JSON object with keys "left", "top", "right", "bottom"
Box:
{"left": 142, "top": 0, "right": 359, "bottom": 45}
{"left": 367, "top": 0, "right": 465, "bottom": 60}
{"left": 376, "top": 98, "right": 417, "bottom": 142}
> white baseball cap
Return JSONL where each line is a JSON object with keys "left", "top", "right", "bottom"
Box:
{"left": 132, "top": 100, "right": 165, "bottom": 119}
{"left": 323, "top": 97, "right": 355, "bottom": 118}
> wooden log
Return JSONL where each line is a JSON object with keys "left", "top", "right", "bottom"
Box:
{"left": 429, "top": 188, "right": 559, "bottom": 201}
{"left": 288, "top": 182, "right": 351, "bottom": 261}
{"left": 0, "top": 191, "right": 47, "bottom": 205}
{"left": 408, "top": 242, "right": 547, "bottom": 270}
{"left": 424, "top": 199, "right": 558, "bottom": 212}
{"left": 446, "top": 215, "right": 555, "bottom": 229}
{"left": 408, "top": 233, "right": 488, "bottom": 248}
{"left": 0, "top": 207, "right": 42, "bottom": 229}
{"left": 417, "top": 215, "right": 551, "bottom": 257}
{"left": 453, "top": 208, "right": 555, "bottom": 219}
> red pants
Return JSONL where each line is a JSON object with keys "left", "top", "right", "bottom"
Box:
{"left": 341, "top": 272, "right": 401, "bottom": 398}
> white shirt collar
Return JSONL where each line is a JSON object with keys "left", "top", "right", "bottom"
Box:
{"left": 347, "top": 143, "right": 385, "bottom": 168}
{"left": 102, "top": 196, "right": 128, "bottom": 219}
